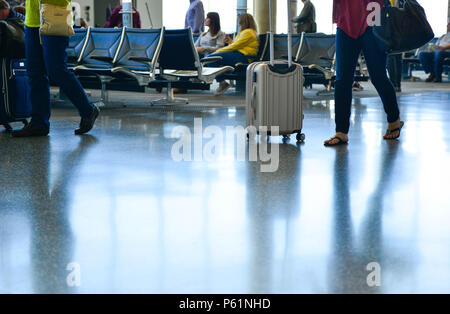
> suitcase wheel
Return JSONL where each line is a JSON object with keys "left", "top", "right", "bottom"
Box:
{"left": 296, "top": 133, "right": 305, "bottom": 142}
{"left": 282, "top": 135, "right": 290, "bottom": 142}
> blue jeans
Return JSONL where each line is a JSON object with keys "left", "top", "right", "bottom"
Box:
{"left": 335, "top": 27, "right": 399, "bottom": 134}
{"left": 25, "top": 27, "right": 93, "bottom": 128}
{"left": 207, "top": 51, "right": 248, "bottom": 82}
{"left": 418, "top": 50, "right": 450, "bottom": 79}
{"left": 387, "top": 54, "right": 402, "bottom": 89}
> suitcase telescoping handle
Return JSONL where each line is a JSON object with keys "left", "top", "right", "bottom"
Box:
{"left": 286, "top": 0, "right": 293, "bottom": 67}
{"left": 269, "top": 0, "right": 274, "bottom": 66}
{"left": 268, "top": 0, "right": 293, "bottom": 67}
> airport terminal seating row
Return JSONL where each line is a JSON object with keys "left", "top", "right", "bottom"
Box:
{"left": 221, "top": 32, "right": 369, "bottom": 93}
{"left": 66, "top": 27, "right": 233, "bottom": 105}
{"left": 64, "top": 28, "right": 373, "bottom": 103}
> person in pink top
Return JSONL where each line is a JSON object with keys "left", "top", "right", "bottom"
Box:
{"left": 324, "top": 0, "right": 404, "bottom": 146}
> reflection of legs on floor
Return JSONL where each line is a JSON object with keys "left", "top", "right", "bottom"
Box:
{"left": 31, "top": 135, "right": 98, "bottom": 293}
{"left": 359, "top": 143, "right": 400, "bottom": 291}
{"left": 329, "top": 146, "right": 364, "bottom": 293}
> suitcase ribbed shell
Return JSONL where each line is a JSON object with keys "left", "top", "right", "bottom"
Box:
{"left": 246, "top": 60, "right": 304, "bottom": 135}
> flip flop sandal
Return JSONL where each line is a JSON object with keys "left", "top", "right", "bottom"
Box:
{"left": 384, "top": 121, "right": 404, "bottom": 140}
{"left": 324, "top": 136, "right": 348, "bottom": 147}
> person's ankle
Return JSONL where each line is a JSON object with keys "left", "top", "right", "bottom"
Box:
{"left": 335, "top": 132, "right": 348, "bottom": 140}
{"left": 388, "top": 118, "right": 401, "bottom": 129}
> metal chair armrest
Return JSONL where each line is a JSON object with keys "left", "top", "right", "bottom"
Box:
{"left": 200, "top": 56, "right": 223, "bottom": 65}
{"left": 308, "top": 64, "right": 334, "bottom": 80}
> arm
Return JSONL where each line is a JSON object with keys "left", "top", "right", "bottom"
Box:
{"left": 216, "top": 30, "right": 253, "bottom": 53}
{"left": 437, "top": 43, "right": 450, "bottom": 51}
{"left": 194, "top": 35, "right": 201, "bottom": 48}
{"left": 214, "top": 32, "right": 227, "bottom": 50}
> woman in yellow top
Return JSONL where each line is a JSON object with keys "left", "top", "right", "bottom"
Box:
{"left": 208, "top": 13, "right": 259, "bottom": 96}
{"left": 12, "top": 0, "right": 99, "bottom": 138}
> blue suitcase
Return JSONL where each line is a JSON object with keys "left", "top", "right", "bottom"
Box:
{"left": 0, "top": 58, "right": 31, "bottom": 131}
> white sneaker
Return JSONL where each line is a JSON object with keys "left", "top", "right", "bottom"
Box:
{"left": 214, "top": 82, "right": 231, "bottom": 96}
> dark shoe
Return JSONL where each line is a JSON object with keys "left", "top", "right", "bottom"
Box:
{"left": 75, "top": 105, "right": 100, "bottom": 135}
{"left": 384, "top": 121, "right": 404, "bottom": 140}
{"left": 324, "top": 135, "right": 349, "bottom": 147}
{"left": 11, "top": 123, "right": 49, "bottom": 138}
{"left": 395, "top": 86, "right": 402, "bottom": 93}
{"left": 425, "top": 74, "right": 435, "bottom": 82}
{"left": 434, "top": 77, "right": 442, "bottom": 83}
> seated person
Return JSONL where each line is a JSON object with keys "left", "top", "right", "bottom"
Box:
{"left": 0, "top": 0, "right": 24, "bottom": 20}
{"left": 104, "top": 0, "right": 141, "bottom": 28}
{"left": 195, "top": 12, "right": 226, "bottom": 56}
{"left": 207, "top": 13, "right": 259, "bottom": 96}
{"left": 12, "top": 5, "right": 25, "bottom": 16}
{"left": 418, "top": 31, "right": 450, "bottom": 83}
{"left": 6, "top": 0, "right": 23, "bottom": 7}
{"left": 172, "top": 12, "right": 226, "bottom": 95}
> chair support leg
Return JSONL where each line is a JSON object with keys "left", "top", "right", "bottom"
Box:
{"left": 151, "top": 82, "right": 189, "bottom": 105}
{"left": 95, "top": 76, "right": 114, "bottom": 107}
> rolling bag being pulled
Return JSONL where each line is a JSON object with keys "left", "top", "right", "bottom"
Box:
{"left": 246, "top": 0, "right": 305, "bottom": 142}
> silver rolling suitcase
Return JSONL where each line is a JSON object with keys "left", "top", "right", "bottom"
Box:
{"left": 246, "top": 0, "right": 305, "bottom": 142}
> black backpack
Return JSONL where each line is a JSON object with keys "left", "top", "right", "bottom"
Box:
{"left": 0, "top": 18, "right": 25, "bottom": 59}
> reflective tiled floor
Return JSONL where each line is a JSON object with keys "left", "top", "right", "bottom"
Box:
{"left": 1, "top": 91, "right": 450, "bottom": 293}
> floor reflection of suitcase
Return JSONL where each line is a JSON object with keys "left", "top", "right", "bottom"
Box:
{"left": 0, "top": 58, "right": 31, "bottom": 131}
{"left": 246, "top": 0, "right": 305, "bottom": 143}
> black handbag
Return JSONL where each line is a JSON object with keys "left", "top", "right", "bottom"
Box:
{"left": 373, "top": 0, "right": 434, "bottom": 54}
{"left": 0, "top": 18, "right": 26, "bottom": 59}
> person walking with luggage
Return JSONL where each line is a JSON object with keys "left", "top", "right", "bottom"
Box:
{"left": 292, "top": 0, "right": 316, "bottom": 34}
{"left": 185, "top": 0, "right": 205, "bottom": 34}
{"left": 12, "top": 0, "right": 99, "bottom": 137}
{"left": 324, "top": 0, "right": 403, "bottom": 146}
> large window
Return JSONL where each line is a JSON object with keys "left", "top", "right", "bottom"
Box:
{"left": 276, "top": 0, "right": 333, "bottom": 34}
{"left": 163, "top": 0, "right": 253, "bottom": 33}
{"left": 163, "top": 0, "right": 448, "bottom": 35}
{"left": 421, "top": 0, "right": 449, "bottom": 36}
